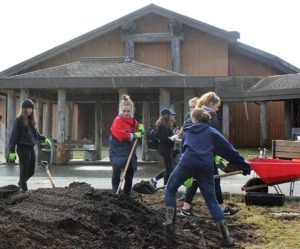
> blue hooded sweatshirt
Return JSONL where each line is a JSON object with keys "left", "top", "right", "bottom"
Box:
{"left": 179, "top": 122, "right": 250, "bottom": 173}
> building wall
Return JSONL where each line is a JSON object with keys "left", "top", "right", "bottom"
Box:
{"left": 181, "top": 26, "right": 228, "bottom": 76}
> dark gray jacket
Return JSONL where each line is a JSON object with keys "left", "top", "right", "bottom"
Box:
{"left": 9, "top": 116, "right": 45, "bottom": 152}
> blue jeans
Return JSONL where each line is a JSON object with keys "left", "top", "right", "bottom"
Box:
{"left": 165, "top": 164, "right": 224, "bottom": 221}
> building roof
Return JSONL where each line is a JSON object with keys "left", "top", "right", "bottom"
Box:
{"left": 245, "top": 73, "right": 300, "bottom": 101}
{"left": 3, "top": 4, "right": 293, "bottom": 77}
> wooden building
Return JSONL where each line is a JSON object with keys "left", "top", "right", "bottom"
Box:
{"left": 0, "top": 4, "right": 299, "bottom": 163}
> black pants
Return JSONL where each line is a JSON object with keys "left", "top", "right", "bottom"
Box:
{"left": 112, "top": 163, "right": 134, "bottom": 194}
{"left": 17, "top": 145, "right": 36, "bottom": 191}
{"left": 184, "top": 163, "right": 224, "bottom": 205}
{"left": 159, "top": 149, "right": 173, "bottom": 185}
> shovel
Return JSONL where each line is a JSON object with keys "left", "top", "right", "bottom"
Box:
{"left": 41, "top": 161, "right": 55, "bottom": 188}
{"left": 116, "top": 138, "right": 138, "bottom": 194}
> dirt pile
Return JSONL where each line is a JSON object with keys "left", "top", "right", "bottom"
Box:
{"left": 0, "top": 183, "right": 255, "bottom": 248}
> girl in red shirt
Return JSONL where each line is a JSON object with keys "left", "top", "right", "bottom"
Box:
{"left": 109, "top": 95, "right": 144, "bottom": 194}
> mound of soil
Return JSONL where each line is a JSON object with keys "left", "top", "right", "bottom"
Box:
{"left": 0, "top": 183, "right": 256, "bottom": 248}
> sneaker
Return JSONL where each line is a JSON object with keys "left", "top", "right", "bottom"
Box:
{"left": 180, "top": 208, "right": 194, "bottom": 216}
{"left": 150, "top": 178, "right": 157, "bottom": 189}
{"left": 223, "top": 206, "right": 240, "bottom": 216}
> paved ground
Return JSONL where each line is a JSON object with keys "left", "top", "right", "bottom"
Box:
{"left": 0, "top": 161, "right": 299, "bottom": 196}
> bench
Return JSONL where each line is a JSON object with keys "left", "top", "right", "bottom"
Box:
{"left": 65, "top": 140, "right": 97, "bottom": 161}
{"left": 272, "top": 140, "right": 300, "bottom": 159}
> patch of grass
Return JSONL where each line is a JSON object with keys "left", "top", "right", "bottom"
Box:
{"left": 72, "top": 146, "right": 109, "bottom": 159}
{"left": 237, "top": 148, "right": 272, "bottom": 159}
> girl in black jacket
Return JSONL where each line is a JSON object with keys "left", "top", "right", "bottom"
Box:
{"left": 8, "top": 99, "right": 49, "bottom": 191}
{"left": 151, "top": 108, "right": 176, "bottom": 186}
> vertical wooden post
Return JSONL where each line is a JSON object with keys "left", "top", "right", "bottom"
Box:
{"left": 20, "top": 89, "right": 29, "bottom": 108}
{"left": 125, "top": 40, "right": 134, "bottom": 58}
{"left": 184, "top": 89, "right": 195, "bottom": 117}
{"left": 57, "top": 89, "right": 66, "bottom": 165}
{"left": 5, "top": 90, "right": 16, "bottom": 160}
{"left": 36, "top": 97, "right": 43, "bottom": 133}
{"left": 285, "top": 100, "right": 292, "bottom": 139}
{"left": 159, "top": 88, "right": 170, "bottom": 112}
{"left": 171, "top": 37, "right": 180, "bottom": 73}
{"left": 142, "top": 101, "right": 150, "bottom": 160}
{"left": 259, "top": 101, "right": 268, "bottom": 147}
{"left": 119, "top": 88, "right": 128, "bottom": 102}
{"left": 95, "top": 99, "right": 102, "bottom": 160}
{"left": 173, "top": 101, "right": 183, "bottom": 127}
{"left": 222, "top": 102, "right": 230, "bottom": 139}
{"left": 44, "top": 100, "right": 53, "bottom": 138}
{"left": 65, "top": 102, "right": 73, "bottom": 140}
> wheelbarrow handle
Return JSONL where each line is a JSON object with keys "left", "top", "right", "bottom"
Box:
{"left": 214, "top": 170, "right": 243, "bottom": 179}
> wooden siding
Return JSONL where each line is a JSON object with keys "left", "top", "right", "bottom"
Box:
{"left": 0, "top": 97, "right": 6, "bottom": 125}
{"left": 22, "top": 30, "right": 124, "bottom": 73}
{"left": 134, "top": 13, "right": 169, "bottom": 33}
{"left": 229, "top": 102, "right": 260, "bottom": 148}
{"left": 228, "top": 52, "right": 283, "bottom": 76}
{"left": 135, "top": 43, "right": 172, "bottom": 70}
{"left": 181, "top": 26, "right": 228, "bottom": 76}
{"left": 267, "top": 101, "right": 285, "bottom": 144}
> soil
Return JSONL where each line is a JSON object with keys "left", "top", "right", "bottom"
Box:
{"left": 0, "top": 182, "right": 256, "bottom": 249}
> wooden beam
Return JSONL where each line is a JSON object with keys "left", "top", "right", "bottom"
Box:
{"left": 5, "top": 90, "right": 16, "bottom": 160}
{"left": 65, "top": 102, "right": 73, "bottom": 140}
{"left": 222, "top": 103, "right": 230, "bottom": 139}
{"left": 121, "top": 32, "right": 184, "bottom": 43}
{"left": 284, "top": 100, "right": 292, "bottom": 139}
{"left": 36, "top": 97, "right": 43, "bottom": 133}
{"left": 159, "top": 88, "right": 170, "bottom": 112}
{"left": 95, "top": 100, "right": 102, "bottom": 160}
{"left": 142, "top": 101, "right": 150, "bottom": 160}
{"left": 259, "top": 101, "right": 268, "bottom": 147}
{"left": 171, "top": 37, "right": 181, "bottom": 73}
{"left": 44, "top": 100, "right": 53, "bottom": 138}
{"left": 125, "top": 40, "right": 134, "bottom": 58}
{"left": 57, "top": 89, "right": 66, "bottom": 165}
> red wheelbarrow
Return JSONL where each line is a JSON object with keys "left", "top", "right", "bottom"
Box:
{"left": 242, "top": 158, "right": 300, "bottom": 196}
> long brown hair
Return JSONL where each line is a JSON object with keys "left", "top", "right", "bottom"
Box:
{"left": 155, "top": 114, "right": 173, "bottom": 128}
{"left": 17, "top": 109, "right": 37, "bottom": 126}
{"left": 191, "top": 108, "right": 211, "bottom": 123}
{"left": 196, "top": 91, "right": 220, "bottom": 108}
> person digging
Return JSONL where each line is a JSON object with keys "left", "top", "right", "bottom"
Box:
{"left": 163, "top": 108, "right": 251, "bottom": 247}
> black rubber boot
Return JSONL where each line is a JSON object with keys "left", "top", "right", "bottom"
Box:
{"left": 218, "top": 220, "right": 234, "bottom": 247}
{"left": 163, "top": 207, "right": 176, "bottom": 233}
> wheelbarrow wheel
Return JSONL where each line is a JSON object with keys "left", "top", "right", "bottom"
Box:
{"left": 244, "top": 178, "right": 268, "bottom": 193}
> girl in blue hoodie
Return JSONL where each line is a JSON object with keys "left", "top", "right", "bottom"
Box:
{"left": 164, "top": 108, "right": 251, "bottom": 246}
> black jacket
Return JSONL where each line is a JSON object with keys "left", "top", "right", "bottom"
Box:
{"left": 9, "top": 116, "right": 45, "bottom": 152}
{"left": 202, "top": 106, "right": 221, "bottom": 131}
{"left": 157, "top": 123, "right": 174, "bottom": 155}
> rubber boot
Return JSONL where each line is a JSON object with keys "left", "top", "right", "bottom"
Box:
{"left": 218, "top": 220, "right": 234, "bottom": 247}
{"left": 163, "top": 207, "right": 176, "bottom": 233}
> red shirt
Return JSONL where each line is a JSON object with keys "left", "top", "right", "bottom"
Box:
{"left": 111, "top": 115, "right": 139, "bottom": 142}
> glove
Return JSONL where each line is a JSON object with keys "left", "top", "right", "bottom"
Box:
{"left": 183, "top": 178, "right": 193, "bottom": 187}
{"left": 45, "top": 138, "right": 51, "bottom": 146}
{"left": 138, "top": 124, "right": 145, "bottom": 134}
{"left": 8, "top": 152, "right": 16, "bottom": 162}
{"left": 242, "top": 163, "right": 252, "bottom": 176}
{"left": 214, "top": 155, "right": 223, "bottom": 164}
{"left": 134, "top": 132, "right": 142, "bottom": 139}
{"left": 169, "top": 134, "right": 178, "bottom": 142}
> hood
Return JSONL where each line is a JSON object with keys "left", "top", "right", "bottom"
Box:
{"left": 183, "top": 122, "right": 210, "bottom": 133}
{"left": 202, "top": 105, "right": 216, "bottom": 114}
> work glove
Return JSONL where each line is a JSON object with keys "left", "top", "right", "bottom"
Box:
{"left": 8, "top": 152, "right": 16, "bottom": 162}
{"left": 169, "top": 134, "right": 178, "bottom": 142}
{"left": 183, "top": 178, "right": 193, "bottom": 187}
{"left": 45, "top": 138, "right": 51, "bottom": 146}
{"left": 138, "top": 124, "right": 145, "bottom": 134}
{"left": 214, "top": 155, "right": 223, "bottom": 164}
{"left": 242, "top": 163, "right": 252, "bottom": 176}
{"left": 134, "top": 132, "right": 142, "bottom": 139}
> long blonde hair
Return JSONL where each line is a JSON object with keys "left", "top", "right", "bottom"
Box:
{"left": 156, "top": 114, "right": 173, "bottom": 128}
{"left": 17, "top": 109, "right": 37, "bottom": 126}
{"left": 196, "top": 91, "right": 220, "bottom": 108}
{"left": 119, "top": 94, "right": 134, "bottom": 117}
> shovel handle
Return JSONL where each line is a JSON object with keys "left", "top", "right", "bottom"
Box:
{"left": 214, "top": 170, "right": 243, "bottom": 179}
{"left": 46, "top": 169, "right": 55, "bottom": 188}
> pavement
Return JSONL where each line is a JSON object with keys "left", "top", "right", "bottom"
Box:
{"left": 0, "top": 161, "right": 299, "bottom": 196}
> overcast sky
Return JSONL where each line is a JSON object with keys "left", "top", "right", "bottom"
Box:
{"left": 1, "top": 0, "right": 299, "bottom": 72}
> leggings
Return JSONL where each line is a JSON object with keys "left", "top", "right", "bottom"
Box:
{"left": 17, "top": 144, "right": 36, "bottom": 191}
